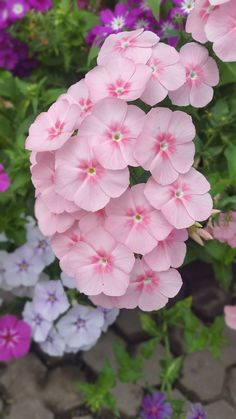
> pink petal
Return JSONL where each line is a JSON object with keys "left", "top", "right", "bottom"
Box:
{"left": 183, "top": 193, "right": 213, "bottom": 222}
{"left": 158, "top": 269, "right": 182, "bottom": 298}
{"left": 189, "top": 83, "right": 214, "bottom": 108}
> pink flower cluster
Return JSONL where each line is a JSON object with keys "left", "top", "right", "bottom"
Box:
{"left": 26, "top": 29, "right": 214, "bottom": 312}
{"left": 186, "top": 0, "right": 236, "bottom": 62}
{"left": 210, "top": 212, "right": 236, "bottom": 248}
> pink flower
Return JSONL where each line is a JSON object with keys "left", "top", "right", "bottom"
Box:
{"left": 89, "top": 293, "right": 122, "bottom": 309}
{"left": 0, "top": 314, "right": 31, "bottom": 362}
{"left": 91, "top": 259, "right": 182, "bottom": 311}
{"left": 211, "top": 212, "right": 236, "bottom": 247}
{"left": 60, "top": 226, "right": 135, "bottom": 296}
{"left": 134, "top": 108, "right": 195, "bottom": 185}
{"left": 105, "top": 184, "right": 173, "bottom": 255}
{"left": 54, "top": 136, "right": 129, "bottom": 212}
{"left": 169, "top": 42, "right": 219, "bottom": 108}
{"left": 0, "top": 163, "right": 10, "bottom": 192}
{"left": 141, "top": 43, "right": 186, "bottom": 106}
{"left": 79, "top": 98, "right": 145, "bottom": 170}
{"left": 209, "top": 0, "right": 230, "bottom": 4}
{"left": 26, "top": 99, "right": 80, "bottom": 152}
{"left": 97, "top": 28, "right": 159, "bottom": 65}
{"left": 85, "top": 57, "right": 151, "bottom": 103}
{"left": 144, "top": 229, "right": 188, "bottom": 271}
{"left": 51, "top": 222, "right": 82, "bottom": 259}
{"left": 79, "top": 209, "right": 106, "bottom": 234}
{"left": 35, "top": 196, "right": 77, "bottom": 236}
{"left": 224, "top": 305, "right": 236, "bottom": 330}
{"left": 144, "top": 168, "right": 213, "bottom": 229}
{"left": 59, "top": 79, "right": 94, "bottom": 128}
{"left": 205, "top": 2, "right": 236, "bottom": 62}
{"left": 31, "top": 152, "right": 78, "bottom": 214}
{"left": 186, "top": 0, "right": 218, "bottom": 43}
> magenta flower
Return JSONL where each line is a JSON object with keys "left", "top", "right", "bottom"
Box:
{"left": 0, "top": 315, "right": 31, "bottom": 362}
{"left": 100, "top": 3, "right": 137, "bottom": 33}
{"left": 0, "top": 164, "right": 10, "bottom": 192}
{"left": 186, "top": 403, "right": 206, "bottom": 419}
{"left": 7, "top": 0, "right": 29, "bottom": 22}
{"left": 141, "top": 391, "right": 172, "bottom": 419}
{"left": 173, "top": 0, "right": 195, "bottom": 15}
{"left": 0, "top": 1, "right": 9, "bottom": 28}
{"left": 28, "top": 0, "right": 52, "bottom": 12}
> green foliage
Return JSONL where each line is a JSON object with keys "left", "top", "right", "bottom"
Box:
{"left": 148, "top": 0, "right": 161, "bottom": 20}
{"left": 114, "top": 342, "right": 143, "bottom": 383}
{"left": 76, "top": 361, "right": 118, "bottom": 415}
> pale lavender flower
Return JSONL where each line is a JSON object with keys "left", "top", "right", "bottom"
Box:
{"left": 23, "top": 301, "right": 52, "bottom": 342}
{"left": 39, "top": 327, "right": 66, "bottom": 357}
{"left": 57, "top": 304, "right": 104, "bottom": 351}
{"left": 3, "top": 245, "right": 44, "bottom": 288}
{"left": 27, "top": 226, "right": 55, "bottom": 266}
{"left": 33, "top": 280, "right": 70, "bottom": 321}
{"left": 141, "top": 392, "right": 172, "bottom": 419}
{"left": 0, "top": 250, "right": 8, "bottom": 288}
{"left": 60, "top": 272, "right": 76, "bottom": 289}
{"left": 97, "top": 307, "right": 120, "bottom": 332}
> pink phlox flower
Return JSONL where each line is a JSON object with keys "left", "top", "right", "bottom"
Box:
{"left": 169, "top": 42, "right": 219, "bottom": 108}
{"left": 134, "top": 107, "right": 195, "bottom": 185}
{"left": 97, "top": 28, "right": 159, "bottom": 65}
{"left": 141, "top": 43, "right": 186, "bottom": 106}
{"left": 212, "top": 212, "right": 236, "bottom": 247}
{"left": 224, "top": 305, "right": 236, "bottom": 330}
{"left": 60, "top": 226, "right": 135, "bottom": 296}
{"left": 105, "top": 183, "right": 173, "bottom": 255}
{"left": 144, "top": 168, "right": 213, "bottom": 229}
{"left": 185, "top": 0, "right": 219, "bottom": 43}
{"left": 26, "top": 99, "right": 81, "bottom": 152}
{"left": 78, "top": 98, "right": 145, "bottom": 170}
{"left": 0, "top": 314, "right": 31, "bottom": 362}
{"left": 51, "top": 222, "right": 83, "bottom": 259}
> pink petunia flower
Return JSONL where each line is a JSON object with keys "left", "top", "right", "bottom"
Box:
{"left": 224, "top": 305, "right": 236, "bottom": 330}
{"left": 78, "top": 98, "right": 145, "bottom": 170}
{"left": 0, "top": 163, "right": 10, "bottom": 192}
{"left": 91, "top": 259, "right": 183, "bottom": 311}
{"left": 144, "top": 168, "right": 213, "bottom": 229}
{"left": 35, "top": 196, "right": 77, "bottom": 236}
{"left": 169, "top": 42, "right": 219, "bottom": 108}
{"left": 0, "top": 314, "right": 31, "bottom": 362}
{"left": 205, "top": 1, "right": 236, "bottom": 62}
{"left": 60, "top": 226, "right": 135, "bottom": 296}
{"left": 26, "top": 99, "right": 80, "bottom": 152}
{"left": 144, "top": 229, "right": 188, "bottom": 271}
{"left": 141, "top": 43, "right": 186, "bottom": 106}
{"left": 54, "top": 136, "right": 129, "bottom": 212}
{"left": 31, "top": 151, "right": 79, "bottom": 214}
{"left": 134, "top": 108, "right": 195, "bottom": 185}
{"left": 51, "top": 222, "right": 83, "bottom": 259}
{"left": 85, "top": 57, "right": 152, "bottom": 103}
{"left": 185, "top": 0, "right": 218, "bottom": 43}
{"left": 97, "top": 28, "right": 159, "bottom": 65}
{"left": 59, "top": 79, "right": 94, "bottom": 128}
{"left": 105, "top": 184, "right": 173, "bottom": 255}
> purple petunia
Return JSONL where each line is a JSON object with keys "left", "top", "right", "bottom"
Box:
{"left": 100, "top": 2, "right": 137, "bottom": 32}
{"left": 28, "top": 0, "right": 52, "bottom": 13}
{"left": 141, "top": 392, "right": 172, "bottom": 419}
{"left": 0, "top": 314, "right": 31, "bottom": 362}
{"left": 173, "top": 0, "right": 195, "bottom": 15}
{"left": 0, "top": 1, "right": 9, "bottom": 29}
{"left": 7, "top": 0, "right": 29, "bottom": 22}
{"left": 186, "top": 403, "right": 207, "bottom": 419}
{"left": 0, "top": 164, "right": 10, "bottom": 192}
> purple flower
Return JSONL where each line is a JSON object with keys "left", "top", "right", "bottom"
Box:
{"left": 57, "top": 304, "right": 104, "bottom": 352}
{"left": 97, "top": 307, "right": 120, "bottom": 332}
{"left": 23, "top": 301, "right": 53, "bottom": 342}
{"left": 33, "top": 280, "right": 70, "bottom": 321}
{"left": 7, "top": 0, "right": 29, "bottom": 22}
{"left": 26, "top": 226, "right": 55, "bottom": 266}
{"left": 141, "top": 392, "right": 172, "bottom": 419}
{"left": 61, "top": 272, "right": 76, "bottom": 289}
{"left": 0, "top": 164, "right": 10, "bottom": 192}
{"left": 158, "top": 17, "right": 179, "bottom": 47}
{"left": 186, "top": 403, "right": 207, "bottom": 419}
{"left": 0, "top": 314, "right": 31, "bottom": 362}
{"left": 0, "top": 1, "right": 9, "bottom": 29}
{"left": 28, "top": 0, "right": 52, "bottom": 12}
{"left": 173, "top": 0, "right": 195, "bottom": 15}
{"left": 39, "top": 327, "right": 66, "bottom": 357}
{"left": 100, "top": 3, "right": 137, "bottom": 33}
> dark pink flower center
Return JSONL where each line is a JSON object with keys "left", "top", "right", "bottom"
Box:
{"left": 48, "top": 120, "right": 64, "bottom": 140}
{"left": 186, "top": 64, "right": 204, "bottom": 87}
{"left": 154, "top": 132, "right": 176, "bottom": 157}
{"left": 115, "top": 36, "right": 136, "bottom": 51}
{"left": 0, "top": 327, "right": 19, "bottom": 348}
{"left": 126, "top": 207, "right": 150, "bottom": 228}
{"left": 148, "top": 58, "right": 164, "bottom": 79}
{"left": 106, "top": 123, "right": 130, "bottom": 145}
{"left": 107, "top": 79, "right": 131, "bottom": 97}
{"left": 78, "top": 159, "right": 105, "bottom": 183}
{"left": 136, "top": 271, "right": 159, "bottom": 291}
{"left": 170, "top": 181, "right": 190, "bottom": 201}
{"left": 79, "top": 98, "right": 92, "bottom": 115}
{"left": 92, "top": 250, "right": 114, "bottom": 274}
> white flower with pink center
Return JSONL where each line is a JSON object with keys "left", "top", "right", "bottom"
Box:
{"left": 79, "top": 98, "right": 145, "bottom": 170}
{"left": 186, "top": 0, "right": 218, "bottom": 43}
{"left": 134, "top": 108, "right": 195, "bottom": 185}
{"left": 205, "top": 1, "right": 236, "bottom": 62}
{"left": 85, "top": 57, "right": 152, "bottom": 103}
{"left": 169, "top": 42, "right": 219, "bottom": 108}
{"left": 54, "top": 136, "right": 129, "bottom": 212}
{"left": 60, "top": 227, "right": 135, "bottom": 296}
{"left": 26, "top": 99, "right": 81, "bottom": 152}
{"left": 91, "top": 259, "right": 183, "bottom": 312}
{"left": 31, "top": 152, "right": 78, "bottom": 214}
{"left": 51, "top": 222, "right": 83, "bottom": 259}
{"left": 59, "top": 79, "right": 94, "bottom": 127}
{"left": 141, "top": 43, "right": 186, "bottom": 106}
{"left": 144, "top": 229, "right": 188, "bottom": 271}
{"left": 105, "top": 184, "right": 173, "bottom": 255}
{"left": 144, "top": 168, "right": 213, "bottom": 229}
{"left": 97, "top": 28, "right": 159, "bottom": 65}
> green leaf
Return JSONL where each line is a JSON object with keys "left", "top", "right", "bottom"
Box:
{"left": 219, "top": 61, "right": 236, "bottom": 85}
{"left": 224, "top": 145, "right": 236, "bottom": 182}
{"left": 148, "top": 0, "right": 161, "bottom": 21}
{"left": 87, "top": 44, "right": 100, "bottom": 67}
{"left": 139, "top": 313, "right": 162, "bottom": 338}
{"left": 161, "top": 356, "right": 182, "bottom": 387}
{"left": 114, "top": 342, "right": 143, "bottom": 383}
